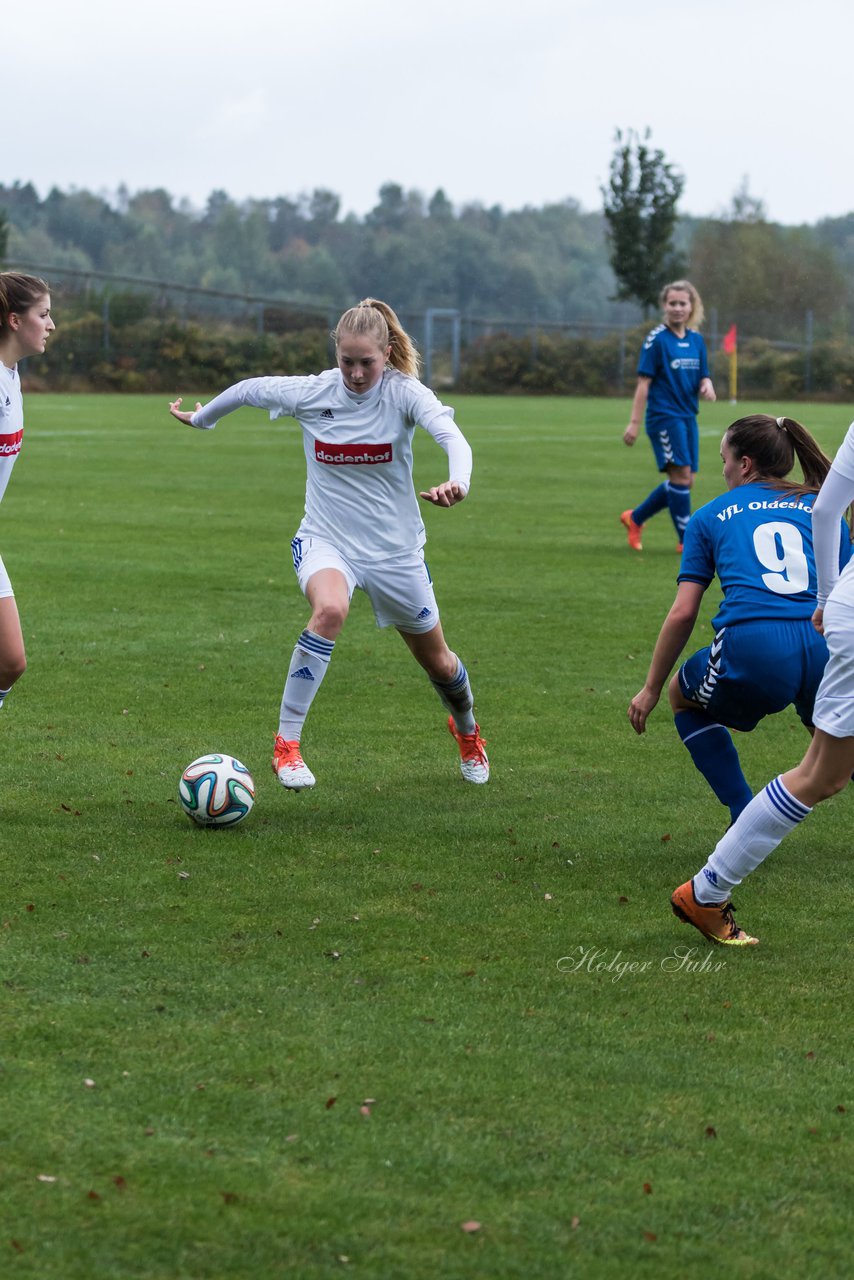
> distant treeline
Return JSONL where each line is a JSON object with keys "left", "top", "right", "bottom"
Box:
{"left": 5, "top": 179, "right": 854, "bottom": 396}
{"left": 6, "top": 179, "right": 854, "bottom": 331}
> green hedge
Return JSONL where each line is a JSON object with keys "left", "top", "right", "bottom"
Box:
{"left": 25, "top": 310, "right": 331, "bottom": 393}
{"left": 456, "top": 330, "right": 854, "bottom": 399}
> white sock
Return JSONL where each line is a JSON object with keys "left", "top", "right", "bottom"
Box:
{"left": 278, "top": 629, "right": 334, "bottom": 741}
{"left": 693, "top": 775, "right": 812, "bottom": 903}
{"left": 430, "top": 657, "right": 476, "bottom": 734}
{"left": 0, "top": 685, "right": 10, "bottom": 709}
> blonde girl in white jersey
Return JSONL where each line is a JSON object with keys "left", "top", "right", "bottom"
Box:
{"left": 0, "top": 273, "right": 55, "bottom": 710}
{"left": 169, "top": 298, "right": 489, "bottom": 789}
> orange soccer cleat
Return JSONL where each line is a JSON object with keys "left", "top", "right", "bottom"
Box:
{"left": 621, "top": 509, "right": 643, "bottom": 552}
{"left": 670, "top": 880, "right": 758, "bottom": 946}
{"left": 272, "top": 736, "right": 316, "bottom": 790}
{"left": 448, "top": 717, "right": 490, "bottom": 784}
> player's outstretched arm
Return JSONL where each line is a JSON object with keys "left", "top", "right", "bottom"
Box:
{"left": 168, "top": 396, "right": 202, "bottom": 425}
{"left": 623, "top": 376, "right": 651, "bottom": 446}
{"left": 419, "top": 480, "right": 468, "bottom": 507}
{"left": 628, "top": 582, "right": 705, "bottom": 735}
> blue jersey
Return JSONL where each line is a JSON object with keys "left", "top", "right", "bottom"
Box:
{"left": 679, "top": 482, "right": 852, "bottom": 628}
{"left": 638, "top": 325, "right": 710, "bottom": 421}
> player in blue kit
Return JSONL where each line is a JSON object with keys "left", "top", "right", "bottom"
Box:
{"left": 621, "top": 281, "right": 716, "bottom": 552}
{"left": 628, "top": 414, "right": 852, "bottom": 824}
{"left": 671, "top": 418, "right": 854, "bottom": 945}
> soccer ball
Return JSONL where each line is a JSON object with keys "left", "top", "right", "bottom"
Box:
{"left": 178, "top": 754, "right": 255, "bottom": 828}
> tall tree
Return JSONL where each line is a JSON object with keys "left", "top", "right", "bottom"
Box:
{"left": 602, "top": 128, "right": 684, "bottom": 312}
{"left": 690, "top": 183, "right": 845, "bottom": 339}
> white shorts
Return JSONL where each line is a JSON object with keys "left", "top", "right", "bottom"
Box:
{"left": 811, "top": 592, "right": 854, "bottom": 738}
{"left": 0, "top": 553, "right": 13, "bottom": 599}
{"left": 290, "top": 534, "right": 440, "bottom": 634}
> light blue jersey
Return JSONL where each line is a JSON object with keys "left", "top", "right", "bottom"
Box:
{"left": 679, "top": 482, "right": 852, "bottom": 628}
{"left": 638, "top": 325, "right": 710, "bottom": 423}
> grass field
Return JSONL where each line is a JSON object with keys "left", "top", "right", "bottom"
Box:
{"left": 2, "top": 392, "right": 853, "bottom": 1278}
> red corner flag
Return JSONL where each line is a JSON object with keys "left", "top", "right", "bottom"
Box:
{"left": 722, "top": 324, "right": 737, "bottom": 355}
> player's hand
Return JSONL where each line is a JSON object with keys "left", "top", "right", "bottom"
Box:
{"left": 628, "top": 687, "right": 659, "bottom": 735}
{"left": 419, "top": 481, "right": 466, "bottom": 507}
{"left": 168, "top": 396, "right": 202, "bottom": 425}
{"left": 812, "top": 606, "right": 825, "bottom": 635}
{"left": 700, "top": 378, "right": 716, "bottom": 402}
{"left": 623, "top": 423, "right": 639, "bottom": 446}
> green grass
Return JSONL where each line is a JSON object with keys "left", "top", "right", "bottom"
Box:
{"left": 2, "top": 393, "right": 853, "bottom": 1278}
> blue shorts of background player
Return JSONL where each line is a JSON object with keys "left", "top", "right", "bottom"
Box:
{"left": 678, "top": 619, "right": 830, "bottom": 733}
{"left": 647, "top": 415, "right": 700, "bottom": 475}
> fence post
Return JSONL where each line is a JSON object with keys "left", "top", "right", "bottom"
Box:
{"left": 805, "top": 309, "right": 814, "bottom": 394}
{"left": 424, "top": 310, "right": 434, "bottom": 387}
{"left": 102, "top": 295, "right": 110, "bottom": 353}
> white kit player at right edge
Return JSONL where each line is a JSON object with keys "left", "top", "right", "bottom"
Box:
{"left": 169, "top": 298, "right": 489, "bottom": 791}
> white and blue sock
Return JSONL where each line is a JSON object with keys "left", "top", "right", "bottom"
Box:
{"left": 632, "top": 483, "right": 669, "bottom": 527}
{"left": 431, "top": 657, "right": 476, "bottom": 735}
{"left": 675, "top": 709, "right": 753, "bottom": 822}
{"left": 278, "top": 629, "right": 335, "bottom": 741}
{"left": 693, "top": 775, "right": 811, "bottom": 904}
{"left": 666, "top": 482, "right": 692, "bottom": 541}
{"left": 0, "top": 685, "right": 10, "bottom": 709}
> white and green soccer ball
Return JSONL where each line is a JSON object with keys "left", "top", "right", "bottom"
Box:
{"left": 178, "top": 754, "right": 255, "bottom": 827}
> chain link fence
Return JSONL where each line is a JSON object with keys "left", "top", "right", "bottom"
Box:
{"left": 9, "top": 261, "right": 835, "bottom": 397}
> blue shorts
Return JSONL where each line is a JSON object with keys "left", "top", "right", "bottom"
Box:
{"left": 678, "top": 619, "right": 829, "bottom": 732}
{"left": 646, "top": 415, "right": 699, "bottom": 473}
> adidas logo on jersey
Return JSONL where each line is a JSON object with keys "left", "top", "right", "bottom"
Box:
{"left": 290, "top": 666, "right": 315, "bottom": 681}
{"left": 320, "top": 408, "right": 335, "bottom": 419}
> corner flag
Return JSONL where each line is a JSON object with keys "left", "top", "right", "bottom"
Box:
{"left": 722, "top": 325, "right": 738, "bottom": 401}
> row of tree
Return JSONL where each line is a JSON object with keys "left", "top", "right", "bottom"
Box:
{"left": 3, "top": 166, "right": 854, "bottom": 344}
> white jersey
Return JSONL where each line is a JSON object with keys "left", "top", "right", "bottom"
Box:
{"left": 813, "top": 420, "right": 854, "bottom": 607}
{"left": 191, "top": 367, "right": 473, "bottom": 561}
{"left": 0, "top": 363, "right": 24, "bottom": 505}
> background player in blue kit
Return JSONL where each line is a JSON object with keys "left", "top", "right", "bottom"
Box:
{"left": 628, "top": 414, "right": 852, "bottom": 823}
{"left": 621, "top": 280, "right": 716, "bottom": 552}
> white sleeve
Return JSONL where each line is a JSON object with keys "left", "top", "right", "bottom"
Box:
{"left": 189, "top": 377, "right": 301, "bottom": 429}
{"left": 813, "top": 466, "right": 854, "bottom": 606}
{"left": 422, "top": 411, "right": 473, "bottom": 495}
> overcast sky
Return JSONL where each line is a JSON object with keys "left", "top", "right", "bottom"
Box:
{"left": 9, "top": 0, "right": 850, "bottom": 226}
